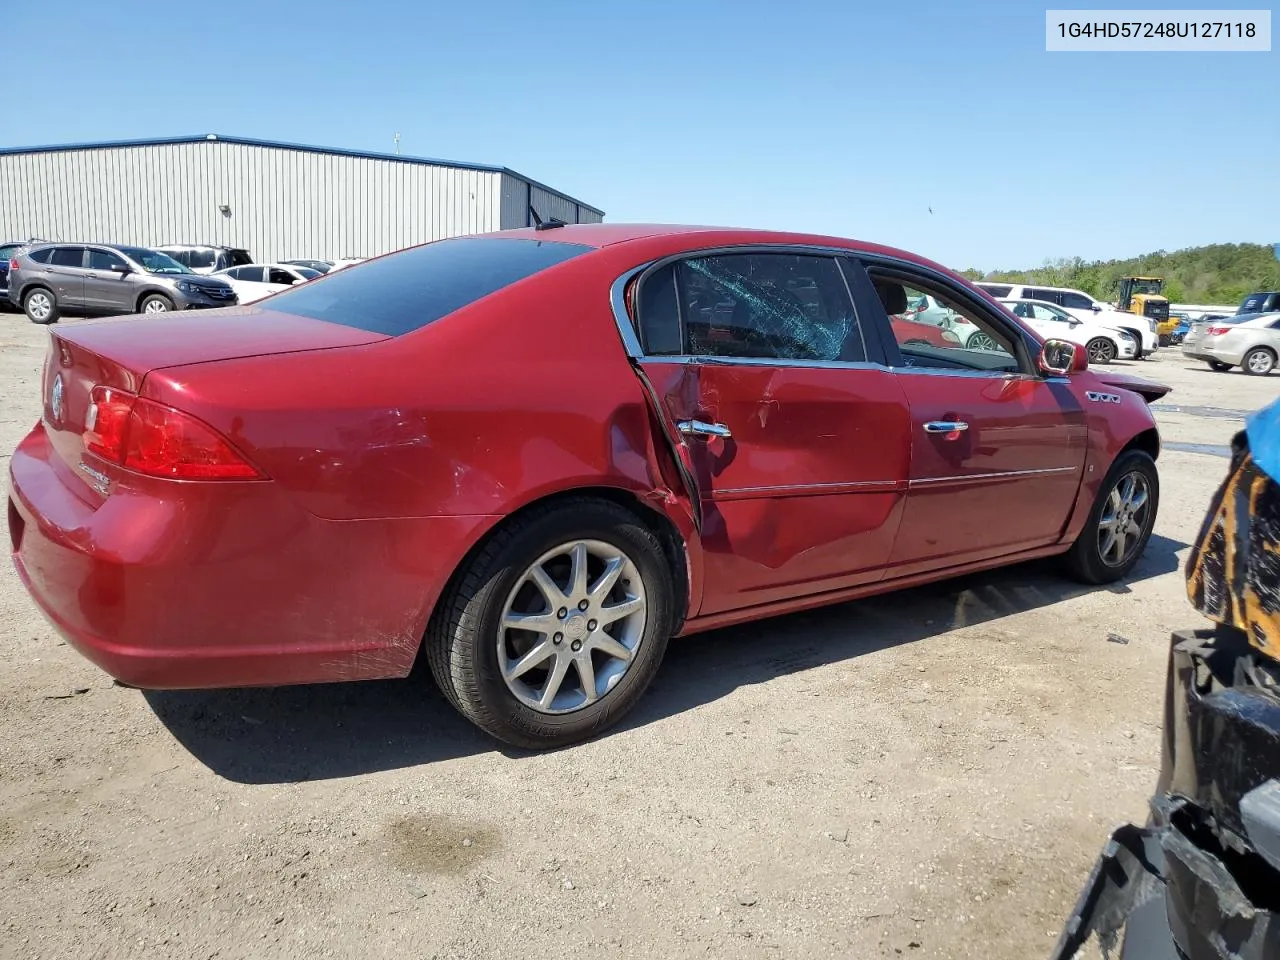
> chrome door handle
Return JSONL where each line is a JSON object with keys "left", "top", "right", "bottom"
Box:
{"left": 923, "top": 421, "right": 969, "bottom": 433}
{"left": 677, "top": 419, "right": 732, "bottom": 439}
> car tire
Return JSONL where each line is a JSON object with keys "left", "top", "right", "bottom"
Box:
{"left": 139, "top": 294, "right": 174, "bottom": 315}
{"left": 23, "top": 287, "right": 59, "bottom": 324}
{"left": 1207, "top": 360, "right": 1233, "bottom": 372}
{"left": 426, "top": 498, "right": 677, "bottom": 749}
{"left": 1063, "top": 449, "right": 1159, "bottom": 585}
{"left": 1243, "top": 347, "right": 1276, "bottom": 376}
{"left": 1086, "top": 337, "right": 1117, "bottom": 365}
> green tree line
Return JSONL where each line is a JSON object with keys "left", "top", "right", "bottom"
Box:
{"left": 958, "top": 242, "right": 1280, "bottom": 306}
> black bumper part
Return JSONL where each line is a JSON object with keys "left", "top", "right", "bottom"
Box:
{"left": 1051, "top": 630, "right": 1280, "bottom": 959}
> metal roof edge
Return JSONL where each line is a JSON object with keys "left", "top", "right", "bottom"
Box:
{"left": 0, "top": 134, "right": 604, "bottom": 217}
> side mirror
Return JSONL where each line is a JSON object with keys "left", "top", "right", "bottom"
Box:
{"left": 1038, "top": 338, "right": 1086, "bottom": 375}
{"left": 110, "top": 263, "right": 131, "bottom": 274}
{"left": 1091, "top": 304, "right": 1102, "bottom": 312}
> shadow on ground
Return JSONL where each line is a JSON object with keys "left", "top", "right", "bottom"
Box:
{"left": 147, "top": 533, "right": 1186, "bottom": 784}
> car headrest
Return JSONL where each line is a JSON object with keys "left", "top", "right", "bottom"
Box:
{"left": 874, "top": 279, "right": 907, "bottom": 315}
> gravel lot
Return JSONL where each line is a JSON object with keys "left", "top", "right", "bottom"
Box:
{"left": 1, "top": 313, "right": 1277, "bottom": 960}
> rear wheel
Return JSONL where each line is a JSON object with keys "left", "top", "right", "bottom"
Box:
{"left": 1064, "top": 449, "right": 1159, "bottom": 584}
{"left": 1207, "top": 360, "right": 1233, "bottom": 372}
{"left": 1086, "top": 337, "right": 1117, "bottom": 365}
{"left": 1243, "top": 347, "right": 1276, "bottom": 376}
{"left": 23, "top": 287, "right": 58, "bottom": 324}
{"left": 427, "top": 499, "right": 676, "bottom": 749}
{"left": 140, "top": 294, "right": 173, "bottom": 314}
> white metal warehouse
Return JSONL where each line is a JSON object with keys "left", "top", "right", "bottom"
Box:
{"left": 0, "top": 134, "right": 604, "bottom": 263}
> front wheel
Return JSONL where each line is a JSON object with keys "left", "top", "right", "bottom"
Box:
{"left": 140, "top": 294, "right": 174, "bottom": 314}
{"left": 1086, "top": 337, "right": 1117, "bottom": 365}
{"left": 1207, "top": 360, "right": 1233, "bottom": 372}
{"left": 1243, "top": 347, "right": 1276, "bottom": 376}
{"left": 1064, "top": 449, "right": 1159, "bottom": 584}
{"left": 427, "top": 498, "right": 676, "bottom": 749}
{"left": 966, "top": 331, "right": 999, "bottom": 352}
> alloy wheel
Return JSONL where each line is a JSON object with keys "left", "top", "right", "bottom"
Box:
{"left": 27, "top": 292, "right": 51, "bottom": 321}
{"left": 1087, "top": 338, "right": 1116, "bottom": 363}
{"left": 497, "top": 539, "right": 647, "bottom": 714}
{"left": 1097, "top": 471, "right": 1151, "bottom": 567}
{"left": 967, "top": 332, "right": 998, "bottom": 352}
{"left": 1246, "top": 350, "right": 1275, "bottom": 375}
{"left": 144, "top": 299, "right": 169, "bottom": 314}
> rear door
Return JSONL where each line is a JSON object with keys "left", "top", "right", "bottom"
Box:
{"left": 847, "top": 259, "right": 1087, "bottom": 575}
{"left": 45, "top": 246, "right": 89, "bottom": 308}
{"left": 623, "top": 248, "right": 911, "bottom": 616}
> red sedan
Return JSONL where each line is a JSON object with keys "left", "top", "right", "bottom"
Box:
{"left": 8, "top": 224, "right": 1168, "bottom": 749}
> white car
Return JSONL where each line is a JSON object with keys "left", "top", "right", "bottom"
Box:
{"left": 213, "top": 263, "right": 321, "bottom": 303}
{"left": 904, "top": 293, "right": 988, "bottom": 348}
{"left": 1000, "top": 298, "right": 1138, "bottom": 364}
{"left": 977, "top": 282, "right": 1157, "bottom": 358}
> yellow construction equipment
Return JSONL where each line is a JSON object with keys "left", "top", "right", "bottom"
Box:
{"left": 1117, "top": 277, "right": 1175, "bottom": 344}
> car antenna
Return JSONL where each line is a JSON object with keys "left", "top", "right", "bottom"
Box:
{"left": 528, "top": 204, "right": 566, "bottom": 231}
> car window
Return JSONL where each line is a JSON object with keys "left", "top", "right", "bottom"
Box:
{"left": 28, "top": 248, "right": 53, "bottom": 264}
{"left": 646, "top": 253, "right": 863, "bottom": 362}
{"left": 230, "top": 250, "right": 253, "bottom": 267}
{"left": 268, "top": 268, "right": 297, "bottom": 284}
{"left": 1060, "top": 292, "right": 1094, "bottom": 310}
{"left": 185, "top": 249, "right": 216, "bottom": 269}
{"left": 868, "top": 270, "right": 1022, "bottom": 373}
{"left": 1031, "top": 304, "right": 1068, "bottom": 322}
{"left": 265, "top": 236, "right": 593, "bottom": 336}
{"left": 0, "top": 244, "right": 21, "bottom": 260}
{"left": 978, "top": 284, "right": 1012, "bottom": 298}
{"left": 50, "top": 247, "right": 85, "bottom": 268}
{"left": 87, "top": 249, "right": 126, "bottom": 271}
{"left": 238, "top": 266, "right": 266, "bottom": 282}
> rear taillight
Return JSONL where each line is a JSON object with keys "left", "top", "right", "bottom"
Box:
{"left": 8, "top": 258, "right": 18, "bottom": 271}
{"left": 1208, "top": 326, "right": 1232, "bottom": 336}
{"left": 83, "top": 386, "right": 263, "bottom": 480}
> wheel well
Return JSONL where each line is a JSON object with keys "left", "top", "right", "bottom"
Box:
{"left": 1247, "top": 344, "right": 1277, "bottom": 357}
{"left": 425, "top": 487, "right": 692, "bottom": 645}
{"left": 1122, "top": 427, "right": 1161, "bottom": 462}
{"left": 136, "top": 290, "right": 171, "bottom": 312}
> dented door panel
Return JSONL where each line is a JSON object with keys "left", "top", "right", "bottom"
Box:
{"left": 639, "top": 359, "right": 911, "bottom": 616}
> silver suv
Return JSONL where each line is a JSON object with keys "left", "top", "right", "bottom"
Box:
{"left": 6, "top": 242, "right": 238, "bottom": 323}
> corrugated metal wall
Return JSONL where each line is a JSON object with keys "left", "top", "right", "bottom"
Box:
{"left": 0, "top": 141, "right": 599, "bottom": 262}
{"left": 500, "top": 173, "right": 604, "bottom": 228}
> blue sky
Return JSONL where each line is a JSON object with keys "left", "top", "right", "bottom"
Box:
{"left": 5, "top": 0, "right": 1276, "bottom": 269}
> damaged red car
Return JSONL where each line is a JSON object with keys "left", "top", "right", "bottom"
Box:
{"left": 7, "top": 224, "right": 1168, "bottom": 748}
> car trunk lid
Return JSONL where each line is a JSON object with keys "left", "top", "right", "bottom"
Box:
{"left": 38, "top": 308, "right": 389, "bottom": 498}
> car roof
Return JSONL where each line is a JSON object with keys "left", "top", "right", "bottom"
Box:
{"left": 475, "top": 223, "right": 964, "bottom": 277}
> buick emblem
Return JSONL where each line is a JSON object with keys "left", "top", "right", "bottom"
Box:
{"left": 50, "top": 374, "right": 65, "bottom": 425}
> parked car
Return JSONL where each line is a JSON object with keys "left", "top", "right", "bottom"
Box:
{"left": 281, "top": 258, "right": 334, "bottom": 274}
{"left": 976, "top": 282, "right": 1158, "bottom": 358}
{"left": 0, "top": 240, "right": 27, "bottom": 305}
{"left": 213, "top": 263, "right": 321, "bottom": 303}
{"left": 1182, "top": 312, "right": 1280, "bottom": 375}
{"left": 1001, "top": 298, "right": 1139, "bottom": 363}
{"left": 156, "top": 244, "right": 254, "bottom": 275}
{"left": 1238, "top": 291, "right": 1280, "bottom": 315}
{"left": 7, "top": 224, "right": 1169, "bottom": 749}
{"left": 6, "top": 242, "right": 237, "bottom": 323}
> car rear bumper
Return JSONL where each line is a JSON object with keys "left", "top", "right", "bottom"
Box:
{"left": 1182, "top": 342, "right": 1242, "bottom": 364}
{"left": 8, "top": 422, "right": 497, "bottom": 689}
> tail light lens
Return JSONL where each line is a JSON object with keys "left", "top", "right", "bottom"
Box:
{"left": 8, "top": 258, "right": 18, "bottom": 271}
{"left": 1207, "top": 326, "right": 1232, "bottom": 336}
{"left": 83, "top": 386, "right": 263, "bottom": 480}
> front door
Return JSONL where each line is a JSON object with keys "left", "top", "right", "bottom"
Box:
{"left": 625, "top": 250, "right": 912, "bottom": 616}
{"left": 83, "top": 247, "right": 133, "bottom": 312}
{"left": 848, "top": 262, "right": 1087, "bottom": 576}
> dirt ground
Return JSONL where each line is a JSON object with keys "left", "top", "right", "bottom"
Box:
{"left": 1, "top": 313, "right": 1277, "bottom": 960}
